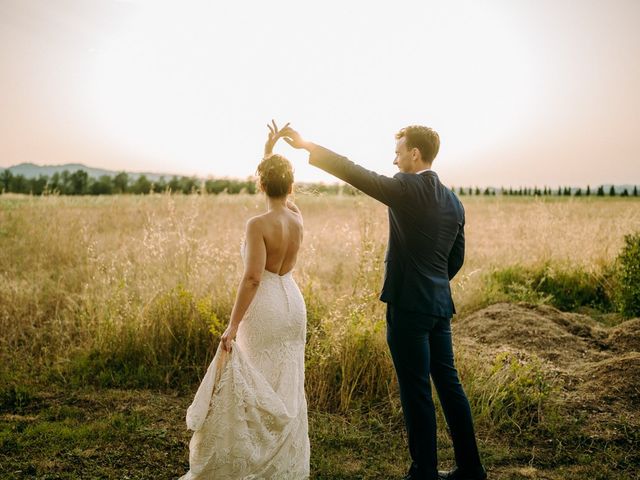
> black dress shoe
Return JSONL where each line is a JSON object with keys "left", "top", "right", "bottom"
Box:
{"left": 438, "top": 466, "right": 487, "bottom": 480}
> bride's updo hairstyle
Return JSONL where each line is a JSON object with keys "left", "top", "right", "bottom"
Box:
{"left": 257, "top": 154, "right": 294, "bottom": 198}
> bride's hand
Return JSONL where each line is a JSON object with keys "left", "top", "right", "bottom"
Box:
{"left": 220, "top": 323, "right": 238, "bottom": 352}
{"left": 264, "top": 119, "right": 290, "bottom": 156}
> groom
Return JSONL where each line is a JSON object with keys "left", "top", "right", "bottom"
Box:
{"left": 281, "top": 125, "right": 487, "bottom": 480}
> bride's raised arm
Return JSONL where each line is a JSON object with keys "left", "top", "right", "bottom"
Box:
{"left": 264, "top": 119, "right": 290, "bottom": 157}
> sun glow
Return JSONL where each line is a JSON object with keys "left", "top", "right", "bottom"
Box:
{"left": 87, "top": 1, "right": 541, "bottom": 180}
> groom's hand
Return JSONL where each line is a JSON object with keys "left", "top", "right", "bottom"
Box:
{"left": 280, "top": 126, "right": 316, "bottom": 152}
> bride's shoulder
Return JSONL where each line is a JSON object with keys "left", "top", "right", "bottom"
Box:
{"left": 245, "top": 213, "right": 268, "bottom": 230}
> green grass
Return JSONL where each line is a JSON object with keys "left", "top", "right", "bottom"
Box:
{"left": 482, "top": 262, "right": 616, "bottom": 313}
{"left": 1, "top": 383, "right": 638, "bottom": 479}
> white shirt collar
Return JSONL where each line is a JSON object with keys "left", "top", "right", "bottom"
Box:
{"left": 416, "top": 168, "right": 432, "bottom": 175}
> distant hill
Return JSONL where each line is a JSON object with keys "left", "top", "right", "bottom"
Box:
{"left": 0, "top": 163, "right": 179, "bottom": 182}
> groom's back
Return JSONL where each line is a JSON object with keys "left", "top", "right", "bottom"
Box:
{"left": 380, "top": 171, "right": 465, "bottom": 317}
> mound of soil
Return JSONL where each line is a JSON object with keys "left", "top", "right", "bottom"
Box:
{"left": 607, "top": 318, "right": 640, "bottom": 352}
{"left": 456, "top": 303, "right": 640, "bottom": 440}
{"left": 579, "top": 352, "right": 640, "bottom": 409}
{"left": 454, "top": 303, "right": 608, "bottom": 366}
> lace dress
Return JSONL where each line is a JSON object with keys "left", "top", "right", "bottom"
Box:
{"left": 179, "top": 256, "right": 310, "bottom": 479}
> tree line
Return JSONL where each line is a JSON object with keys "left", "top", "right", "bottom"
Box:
{"left": 454, "top": 185, "right": 639, "bottom": 197}
{"left": 0, "top": 169, "right": 362, "bottom": 196}
{"left": 1, "top": 168, "right": 637, "bottom": 197}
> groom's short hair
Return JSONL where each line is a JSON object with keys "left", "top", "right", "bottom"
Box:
{"left": 395, "top": 126, "right": 440, "bottom": 164}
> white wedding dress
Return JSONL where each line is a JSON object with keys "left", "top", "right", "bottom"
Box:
{"left": 179, "top": 252, "right": 310, "bottom": 479}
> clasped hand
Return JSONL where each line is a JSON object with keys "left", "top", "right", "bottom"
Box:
{"left": 264, "top": 119, "right": 311, "bottom": 154}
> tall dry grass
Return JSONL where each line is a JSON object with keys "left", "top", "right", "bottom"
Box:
{"left": 1, "top": 193, "right": 639, "bottom": 422}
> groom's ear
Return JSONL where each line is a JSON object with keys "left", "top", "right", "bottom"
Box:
{"left": 411, "top": 147, "right": 421, "bottom": 162}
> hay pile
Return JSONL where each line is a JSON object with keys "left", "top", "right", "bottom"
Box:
{"left": 453, "top": 303, "right": 640, "bottom": 437}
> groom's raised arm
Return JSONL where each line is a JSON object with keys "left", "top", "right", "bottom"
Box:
{"left": 280, "top": 125, "right": 407, "bottom": 207}
{"left": 308, "top": 145, "right": 407, "bottom": 208}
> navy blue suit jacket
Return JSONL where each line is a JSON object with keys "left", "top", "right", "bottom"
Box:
{"left": 309, "top": 146, "right": 465, "bottom": 317}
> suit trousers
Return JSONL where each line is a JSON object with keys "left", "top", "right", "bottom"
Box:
{"left": 386, "top": 303, "right": 482, "bottom": 480}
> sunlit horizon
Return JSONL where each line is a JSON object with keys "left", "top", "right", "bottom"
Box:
{"left": 1, "top": 0, "right": 639, "bottom": 187}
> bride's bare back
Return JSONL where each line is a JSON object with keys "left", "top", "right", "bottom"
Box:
{"left": 254, "top": 204, "right": 303, "bottom": 276}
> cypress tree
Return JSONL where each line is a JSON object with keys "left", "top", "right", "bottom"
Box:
{"left": 609, "top": 186, "right": 616, "bottom": 196}
{"left": 586, "top": 185, "right": 591, "bottom": 196}
{"left": 634, "top": 186, "right": 638, "bottom": 197}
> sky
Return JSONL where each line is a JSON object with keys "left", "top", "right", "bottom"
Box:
{"left": 1, "top": 0, "right": 639, "bottom": 187}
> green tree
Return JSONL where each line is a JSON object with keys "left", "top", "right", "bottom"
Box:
{"left": 0, "top": 169, "right": 13, "bottom": 193}
{"left": 153, "top": 177, "right": 167, "bottom": 193}
{"left": 113, "top": 172, "right": 129, "bottom": 194}
{"left": 31, "top": 175, "right": 49, "bottom": 195}
{"left": 596, "top": 186, "right": 605, "bottom": 196}
{"left": 10, "top": 174, "right": 28, "bottom": 193}
{"left": 90, "top": 175, "right": 114, "bottom": 195}
{"left": 634, "top": 185, "right": 638, "bottom": 197}
{"left": 181, "top": 177, "right": 199, "bottom": 194}
{"left": 609, "top": 186, "right": 616, "bottom": 196}
{"left": 621, "top": 188, "right": 629, "bottom": 197}
{"left": 60, "top": 170, "right": 72, "bottom": 194}
{"left": 48, "top": 172, "right": 61, "bottom": 193}
{"left": 131, "top": 175, "right": 152, "bottom": 194}
{"left": 205, "top": 179, "right": 229, "bottom": 194}
{"left": 70, "top": 170, "right": 89, "bottom": 195}
{"left": 168, "top": 176, "right": 182, "bottom": 193}
{"left": 585, "top": 185, "right": 591, "bottom": 196}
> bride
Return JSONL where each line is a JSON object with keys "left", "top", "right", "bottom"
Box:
{"left": 179, "top": 122, "right": 310, "bottom": 479}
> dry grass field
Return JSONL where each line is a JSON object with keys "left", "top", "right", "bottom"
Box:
{"left": 1, "top": 193, "right": 639, "bottom": 479}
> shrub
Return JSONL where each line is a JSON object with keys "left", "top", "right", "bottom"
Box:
{"left": 485, "top": 263, "right": 614, "bottom": 313}
{"left": 0, "top": 371, "right": 34, "bottom": 413}
{"left": 615, "top": 232, "right": 640, "bottom": 317}
{"left": 66, "top": 285, "right": 224, "bottom": 390}
{"left": 459, "top": 350, "right": 561, "bottom": 434}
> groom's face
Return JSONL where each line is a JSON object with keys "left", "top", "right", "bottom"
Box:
{"left": 394, "top": 137, "right": 415, "bottom": 173}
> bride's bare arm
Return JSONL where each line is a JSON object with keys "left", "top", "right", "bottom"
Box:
{"left": 220, "top": 218, "right": 267, "bottom": 351}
